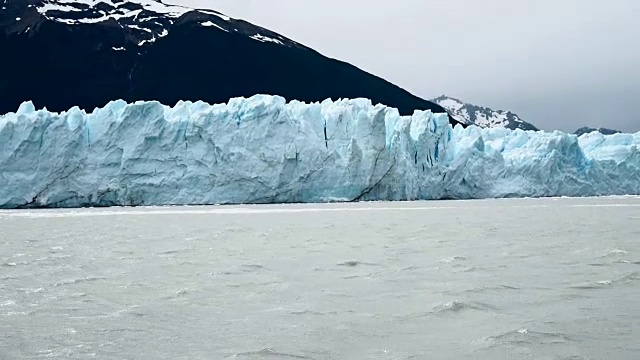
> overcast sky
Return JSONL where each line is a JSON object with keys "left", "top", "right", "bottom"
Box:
{"left": 175, "top": 0, "right": 639, "bottom": 132}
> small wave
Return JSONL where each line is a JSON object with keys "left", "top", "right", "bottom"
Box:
{"left": 338, "top": 260, "right": 361, "bottom": 267}
{"left": 439, "top": 256, "right": 467, "bottom": 263}
{"left": 111, "top": 250, "right": 134, "bottom": 255}
{"left": 570, "top": 272, "right": 637, "bottom": 289}
{"left": 289, "top": 310, "right": 324, "bottom": 316}
{"left": 158, "top": 247, "right": 192, "bottom": 256}
{"left": 129, "top": 310, "right": 148, "bottom": 317}
{"left": 2, "top": 261, "right": 28, "bottom": 267}
{"left": 70, "top": 308, "right": 133, "bottom": 320}
{"left": 343, "top": 273, "right": 373, "bottom": 279}
{"left": 397, "top": 300, "right": 497, "bottom": 320}
{"left": 477, "top": 328, "right": 576, "bottom": 349}
{"left": 337, "top": 260, "right": 379, "bottom": 267}
{"left": 53, "top": 276, "right": 107, "bottom": 287}
{"left": 570, "top": 282, "right": 611, "bottom": 290}
{"left": 162, "top": 289, "right": 190, "bottom": 300}
{"left": 3, "top": 311, "right": 31, "bottom": 316}
{"left": 434, "top": 301, "right": 468, "bottom": 313}
{"left": 322, "top": 291, "right": 354, "bottom": 299}
{"left": 432, "top": 300, "right": 498, "bottom": 314}
{"left": 227, "top": 348, "right": 313, "bottom": 359}
{"left": 591, "top": 257, "right": 636, "bottom": 266}
{"left": 602, "top": 249, "right": 628, "bottom": 257}
{"left": 464, "top": 285, "right": 519, "bottom": 293}
{"left": 205, "top": 270, "right": 240, "bottom": 277}
{"left": 241, "top": 264, "right": 266, "bottom": 272}
{"left": 1, "top": 300, "right": 15, "bottom": 307}
{"left": 500, "top": 285, "right": 519, "bottom": 290}
{"left": 401, "top": 266, "right": 419, "bottom": 271}
{"left": 618, "top": 271, "right": 638, "bottom": 283}
{"left": 588, "top": 263, "right": 608, "bottom": 267}
{"left": 118, "top": 256, "right": 144, "bottom": 261}
{"left": 17, "top": 287, "right": 44, "bottom": 294}
{"left": 34, "top": 255, "right": 72, "bottom": 264}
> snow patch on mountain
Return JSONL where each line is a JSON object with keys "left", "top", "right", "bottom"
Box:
{"left": 25, "top": 0, "right": 294, "bottom": 48}
{"left": 201, "top": 20, "right": 227, "bottom": 32}
{"left": 250, "top": 34, "right": 284, "bottom": 45}
{"left": 38, "top": 0, "right": 193, "bottom": 21}
{"left": 432, "top": 95, "right": 538, "bottom": 131}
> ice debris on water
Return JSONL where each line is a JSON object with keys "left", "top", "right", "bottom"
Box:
{"left": 0, "top": 95, "right": 639, "bottom": 208}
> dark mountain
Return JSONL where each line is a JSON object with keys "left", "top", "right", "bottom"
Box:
{"left": 574, "top": 127, "right": 621, "bottom": 136}
{"left": 0, "top": 0, "right": 459, "bottom": 126}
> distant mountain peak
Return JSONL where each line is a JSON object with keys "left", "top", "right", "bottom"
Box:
{"left": 574, "top": 127, "right": 621, "bottom": 136}
{"left": 432, "top": 95, "right": 538, "bottom": 131}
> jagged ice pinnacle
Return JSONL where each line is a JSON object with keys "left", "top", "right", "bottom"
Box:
{"left": 0, "top": 95, "right": 638, "bottom": 208}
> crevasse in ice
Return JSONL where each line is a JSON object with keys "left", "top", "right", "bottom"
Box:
{"left": 0, "top": 95, "right": 638, "bottom": 208}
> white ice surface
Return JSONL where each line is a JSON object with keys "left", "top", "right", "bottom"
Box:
{"left": 0, "top": 95, "right": 638, "bottom": 208}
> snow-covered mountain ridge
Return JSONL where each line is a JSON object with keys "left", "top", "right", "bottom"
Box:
{"left": 432, "top": 95, "right": 538, "bottom": 131}
{"left": 6, "top": 0, "right": 298, "bottom": 48}
{"left": 433, "top": 96, "right": 627, "bottom": 135}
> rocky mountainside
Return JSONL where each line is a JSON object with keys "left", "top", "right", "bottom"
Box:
{"left": 0, "top": 0, "right": 458, "bottom": 125}
{"left": 432, "top": 95, "right": 538, "bottom": 131}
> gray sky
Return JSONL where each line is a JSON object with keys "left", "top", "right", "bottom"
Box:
{"left": 175, "top": 0, "right": 639, "bottom": 132}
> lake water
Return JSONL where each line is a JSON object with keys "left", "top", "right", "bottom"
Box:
{"left": 1, "top": 197, "right": 638, "bottom": 359}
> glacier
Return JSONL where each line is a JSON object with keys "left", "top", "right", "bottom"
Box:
{"left": 0, "top": 95, "right": 638, "bottom": 208}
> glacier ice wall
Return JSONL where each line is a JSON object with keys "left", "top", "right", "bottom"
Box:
{"left": 0, "top": 95, "right": 639, "bottom": 208}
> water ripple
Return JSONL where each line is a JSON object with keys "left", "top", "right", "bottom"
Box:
{"left": 439, "top": 256, "right": 467, "bottom": 263}
{"left": 569, "top": 271, "right": 637, "bottom": 289}
{"left": 602, "top": 249, "right": 628, "bottom": 257}
{"left": 289, "top": 310, "right": 325, "bottom": 316}
{"left": 337, "top": 260, "right": 378, "bottom": 267}
{"left": 432, "top": 300, "right": 498, "bottom": 314}
{"left": 463, "top": 285, "right": 520, "bottom": 293}
{"left": 53, "top": 276, "right": 108, "bottom": 287}
{"left": 477, "top": 328, "right": 576, "bottom": 349}
{"left": 227, "top": 348, "right": 313, "bottom": 359}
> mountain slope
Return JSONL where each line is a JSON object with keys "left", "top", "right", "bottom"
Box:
{"left": 432, "top": 95, "right": 538, "bottom": 130}
{"left": 0, "top": 0, "right": 459, "bottom": 126}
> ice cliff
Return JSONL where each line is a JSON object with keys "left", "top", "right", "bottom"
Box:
{"left": 0, "top": 95, "right": 639, "bottom": 208}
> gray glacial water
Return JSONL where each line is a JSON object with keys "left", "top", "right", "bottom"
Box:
{"left": 0, "top": 197, "right": 638, "bottom": 359}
